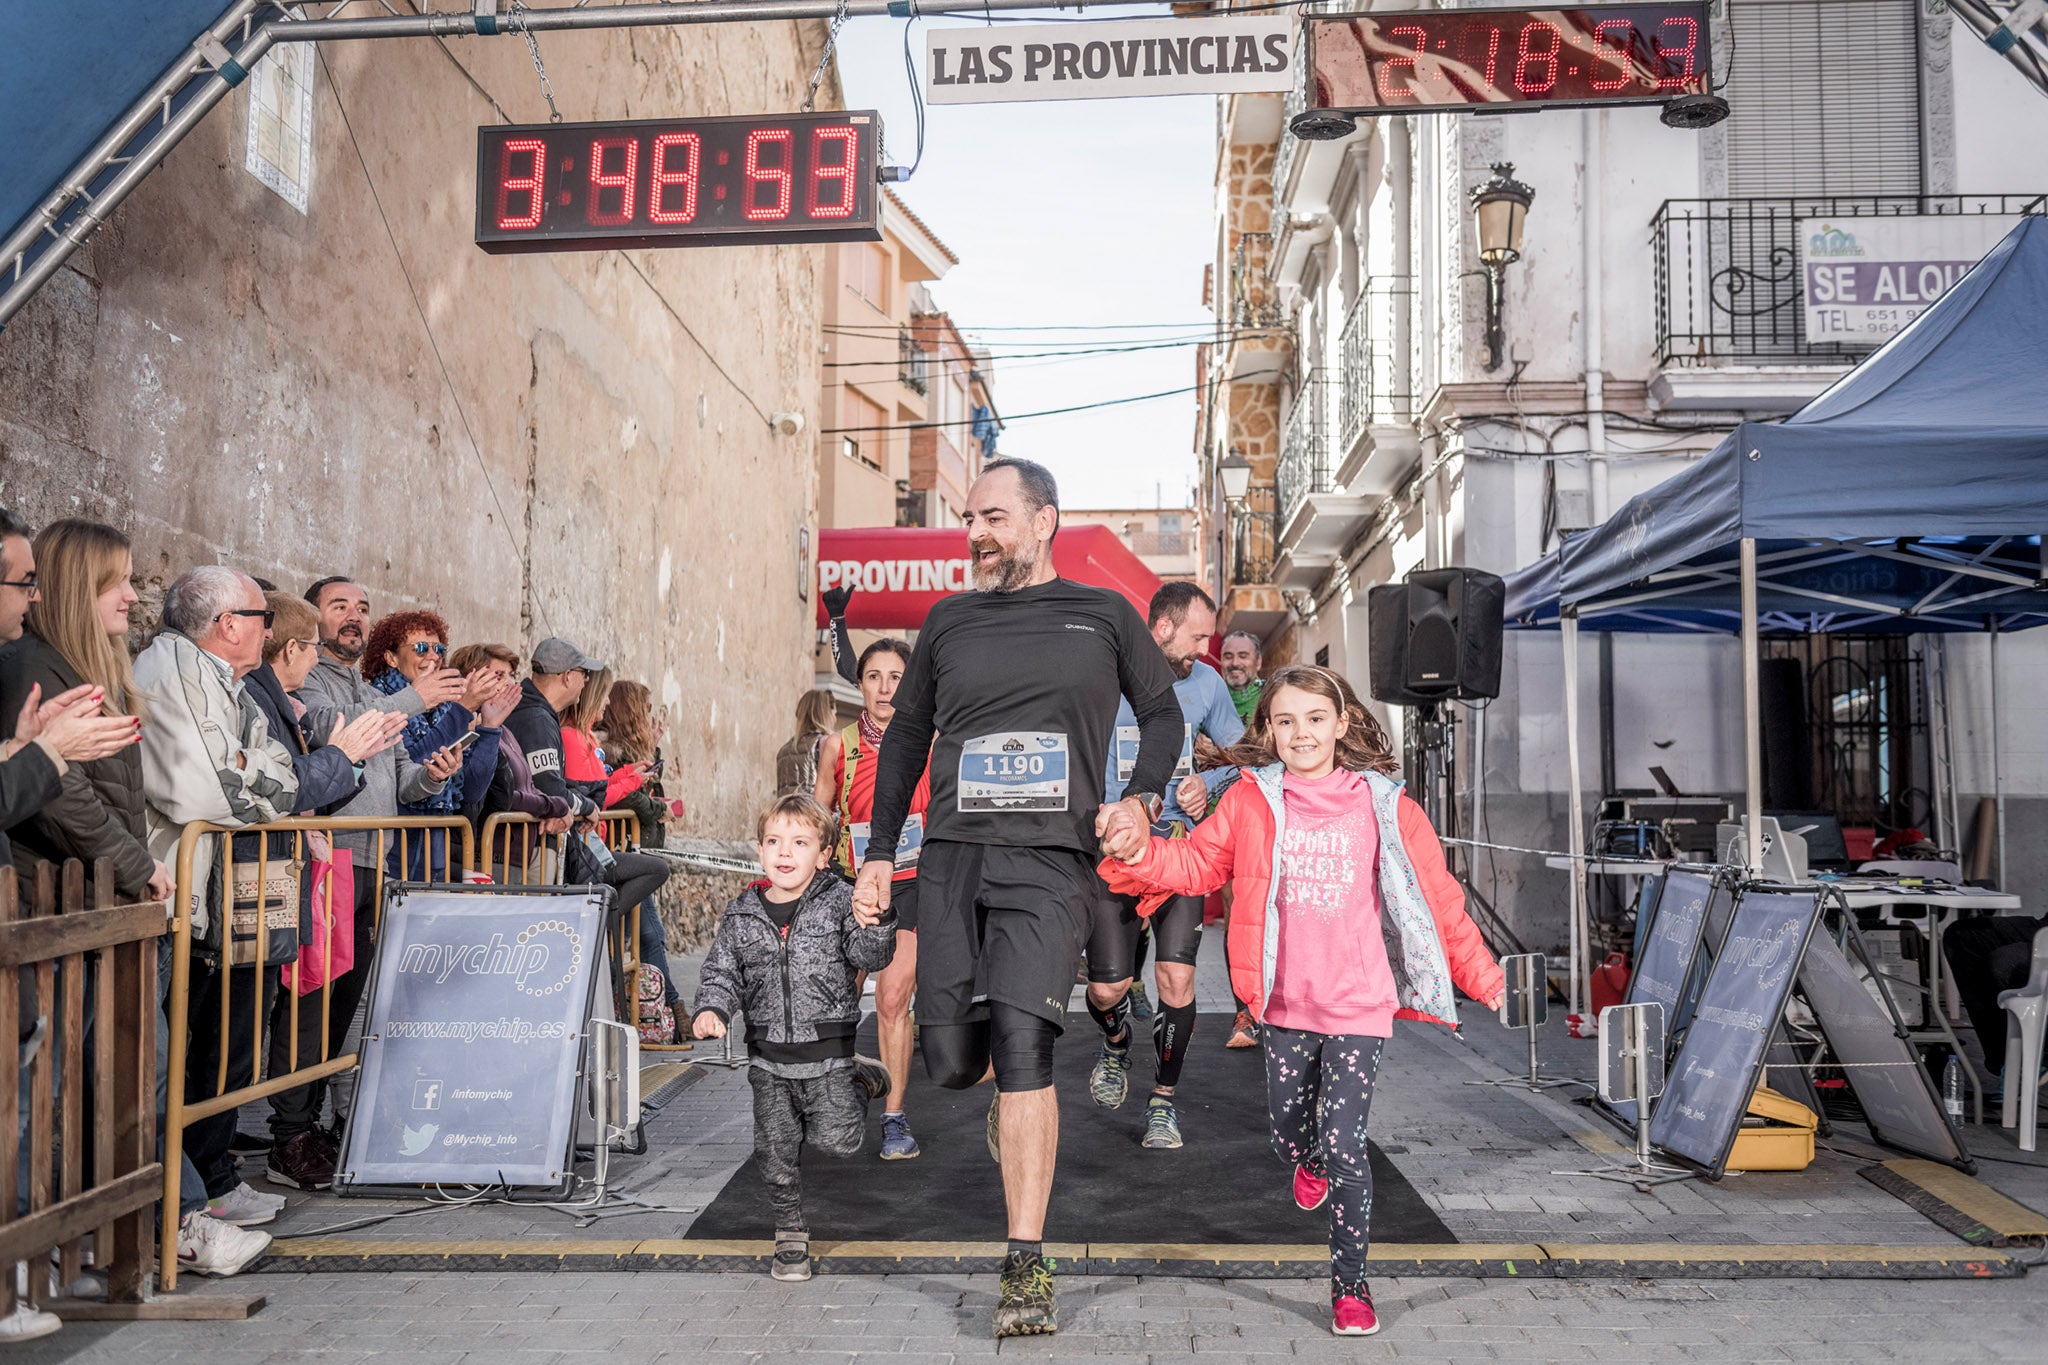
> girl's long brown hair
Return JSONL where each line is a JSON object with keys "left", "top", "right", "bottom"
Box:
{"left": 25, "top": 520, "right": 145, "bottom": 719}
{"left": 1205, "top": 663, "right": 1398, "bottom": 776}
{"left": 565, "top": 664, "right": 615, "bottom": 736}
{"left": 600, "top": 679, "right": 657, "bottom": 764}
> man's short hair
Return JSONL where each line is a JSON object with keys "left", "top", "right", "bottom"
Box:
{"left": 304, "top": 575, "right": 356, "bottom": 608}
{"left": 0, "top": 506, "right": 34, "bottom": 543}
{"left": 1147, "top": 580, "right": 1216, "bottom": 628}
{"left": 1221, "top": 629, "right": 1262, "bottom": 656}
{"left": 756, "top": 791, "right": 838, "bottom": 848}
{"left": 164, "top": 567, "right": 253, "bottom": 638}
{"left": 980, "top": 457, "right": 1059, "bottom": 521}
{"left": 261, "top": 592, "right": 320, "bottom": 664}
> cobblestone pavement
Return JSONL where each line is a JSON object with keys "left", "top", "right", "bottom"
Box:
{"left": 34, "top": 928, "right": 2042, "bottom": 1362}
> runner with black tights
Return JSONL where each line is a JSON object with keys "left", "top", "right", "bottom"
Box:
{"left": 853, "top": 458, "right": 1182, "bottom": 1339}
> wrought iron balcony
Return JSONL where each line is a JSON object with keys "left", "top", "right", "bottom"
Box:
{"left": 1651, "top": 195, "right": 2041, "bottom": 366}
{"left": 898, "top": 329, "right": 930, "bottom": 394}
{"left": 1276, "top": 372, "right": 1334, "bottom": 531}
{"left": 1230, "top": 483, "right": 1278, "bottom": 588}
{"left": 1231, "top": 231, "right": 1282, "bottom": 331}
{"left": 1337, "top": 276, "right": 1414, "bottom": 452}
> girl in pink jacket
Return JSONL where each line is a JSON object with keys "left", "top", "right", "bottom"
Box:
{"left": 1101, "top": 664, "right": 1504, "bottom": 1339}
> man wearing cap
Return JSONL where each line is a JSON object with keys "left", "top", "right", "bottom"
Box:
{"left": 504, "top": 638, "right": 670, "bottom": 997}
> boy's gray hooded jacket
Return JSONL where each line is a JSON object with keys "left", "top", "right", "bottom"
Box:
{"left": 693, "top": 872, "right": 895, "bottom": 1068}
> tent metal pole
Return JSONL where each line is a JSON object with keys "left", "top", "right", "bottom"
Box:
{"left": 1740, "top": 538, "right": 1764, "bottom": 877}
{"left": 1990, "top": 621, "right": 2007, "bottom": 889}
{"left": 1562, "top": 612, "right": 1588, "bottom": 1021}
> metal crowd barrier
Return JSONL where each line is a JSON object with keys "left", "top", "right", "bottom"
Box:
{"left": 0, "top": 860, "right": 162, "bottom": 1315}
{"left": 159, "top": 815, "right": 473, "bottom": 1292}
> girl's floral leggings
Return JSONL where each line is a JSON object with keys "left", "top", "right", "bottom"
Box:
{"left": 1261, "top": 1024, "right": 1387, "bottom": 1300}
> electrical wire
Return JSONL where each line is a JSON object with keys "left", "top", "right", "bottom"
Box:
{"left": 820, "top": 376, "right": 1264, "bottom": 434}
{"left": 895, "top": 10, "right": 928, "bottom": 180}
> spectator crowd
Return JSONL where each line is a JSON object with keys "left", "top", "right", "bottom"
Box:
{"left": 0, "top": 506, "right": 684, "bottom": 1337}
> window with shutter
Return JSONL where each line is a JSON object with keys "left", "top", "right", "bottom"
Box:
{"left": 1723, "top": 0, "right": 1922, "bottom": 196}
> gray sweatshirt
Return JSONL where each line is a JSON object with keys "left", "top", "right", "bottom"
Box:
{"left": 297, "top": 656, "right": 442, "bottom": 868}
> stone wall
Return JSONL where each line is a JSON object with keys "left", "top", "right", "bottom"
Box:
{"left": 0, "top": 24, "right": 838, "bottom": 840}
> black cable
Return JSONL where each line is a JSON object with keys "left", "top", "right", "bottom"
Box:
{"left": 820, "top": 379, "right": 1241, "bottom": 434}
{"left": 822, "top": 319, "right": 1220, "bottom": 334}
{"left": 893, "top": 10, "right": 927, "bottom": 180}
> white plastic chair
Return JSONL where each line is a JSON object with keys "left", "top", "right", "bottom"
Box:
{"left": 1998, "top": 926, "right": 2048, "bottom": 1153}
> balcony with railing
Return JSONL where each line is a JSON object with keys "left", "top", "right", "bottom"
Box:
{"left": 1334, "top": 275, "right": 1419, "bottom": 492}
{"left": 1275, "top": 372, "right": 1370, "bottom": 586}
{"left": 1230, "top": 483, "right": 1277, "bottom": 587}
{"left": 1230, "top": 231, "right": 1283, "bottom": 331}
{"left": 898, "top": 328, "right": 930, "bottom": 395}
{"left": 1650, "top": 194, "right": 2041, "bottom": 409}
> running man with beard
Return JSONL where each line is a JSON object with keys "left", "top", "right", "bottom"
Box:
{"left": 1085, "top": 581, "right": 1243, "bottom": 1150}
{"left": 853, "top": 457, "right": 1182, "bottom": 1339}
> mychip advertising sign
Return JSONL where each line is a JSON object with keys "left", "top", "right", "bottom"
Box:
{"left": 337, "top": 886, "right": 610, "bottom": 1194}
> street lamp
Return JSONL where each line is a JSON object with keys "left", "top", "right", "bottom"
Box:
{"left": 1470, "top": 163, "right": 1534, "bottom": 373}
{"left": 1218, "top": 449, "right": 1253, "bottom": 505}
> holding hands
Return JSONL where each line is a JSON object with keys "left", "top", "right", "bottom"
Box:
{"left": 851, "top": 860, "right": 894, "bottom": 922}
{"left": 1174, "top": 773, "right": 1209, "bottom": 818}
{"left": 1094, "top": 796, "right": 1151, "bottom": 864}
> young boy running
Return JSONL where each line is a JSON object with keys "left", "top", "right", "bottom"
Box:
{"left": 692, "top": 793, "right": 895, "bottom": 1281}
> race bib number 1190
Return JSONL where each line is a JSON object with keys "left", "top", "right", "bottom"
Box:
{"left": 958, "top": 732, "right": 1070, "bottom": 812}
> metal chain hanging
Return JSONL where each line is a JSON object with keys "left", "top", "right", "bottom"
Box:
{"left": 508, "top": 0, "right": 564, "bottom": 123}
{"left": 801, "top": 0, "right": 854, "bottom": 114}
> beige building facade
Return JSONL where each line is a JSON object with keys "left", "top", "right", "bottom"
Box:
{"left": 1065, "top": 506, "right": 1206, "bottom": 586}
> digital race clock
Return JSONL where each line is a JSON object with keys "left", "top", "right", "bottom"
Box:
{"left": 475, "top": 111, "right": 883, "bottom": 254}
{"left": 1306, "top": 4, "right": 1710, "bottom": 116}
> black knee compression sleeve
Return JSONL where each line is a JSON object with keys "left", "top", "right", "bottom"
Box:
{"left": 1153, "top": 1000, "right": 1197, "bottom": 1089}
{"left": 987, "top": 1001, "right": 1058, "bottom": 1093}
{"left": 1086, "top": 991, "right": 1132, "bottom": 1046}
{"left": 920, "top": 1019, "right": 991, "bottom": 1090}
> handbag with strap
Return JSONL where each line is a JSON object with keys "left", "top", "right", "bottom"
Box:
{"left": 200, "top": 832, "right": 302, "bottom": 968}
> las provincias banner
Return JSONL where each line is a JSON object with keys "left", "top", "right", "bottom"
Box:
{"left": 815, "top": 524, "right": 1165, "bottom": 630}
{"left": 924, "top": 15, "right": 1293, "bottom": 105}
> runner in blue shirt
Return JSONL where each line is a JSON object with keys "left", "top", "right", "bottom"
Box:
{"left": 1084, "top": 581, "right": 1245, "bottom": 1151}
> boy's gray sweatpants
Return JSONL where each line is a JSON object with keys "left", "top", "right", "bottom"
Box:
{"left": 749, "top": 1066, "right": 869, "bottom": 1232}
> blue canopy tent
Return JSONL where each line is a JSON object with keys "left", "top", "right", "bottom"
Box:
{"left": 1503, "top": 214, "right": 2048, "bottom": 1014}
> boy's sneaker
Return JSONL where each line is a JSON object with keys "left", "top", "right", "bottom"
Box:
{"left": 208, "top": 1181, "right": 286, "bottom": 1227}
{"left": 1293, "top": 1164, "right": 1330, "bottom": 1211}
{"left": 265, "top": 1129, "right": 337, "bottom": 1191}
{"left": 1141, "top": 1096, "right": 1183, "bottom": 1150}
{"left": 771, "top": 1229, "right": 811, "bottom": 1282}
{"left": 852, "top": 1055, "right": 891, "bottom": 1103}
{"left": 879, "top": 1112, "right": 920, "bottom": 1160}
{"left": 176, "top": 1212, "right": 270, "bottom": 1277}
{"left": 993, "top": 1249, "right": 1057, "bottom": 1338}
{"left": 1128, "top": 981, "right": 1154, "bottom": 1019}
{"left": 985, "top": 1092, "right": 1002, "bottom": 1163}
{"left": 1089, "top": 1038, "right": 1130, "bottom": 1109}
{"left": 1226, "top": 1010, "right": 1259, "bottom": 1048}
{"left": 0, "top": 1303, "right": 59, "bottom": 1343}
{"left": 1332, "top": 1289, "right": 1381, "bottom": 1336}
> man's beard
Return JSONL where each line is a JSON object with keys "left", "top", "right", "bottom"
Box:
{"left": 1164, "top": 650, "right": 1197, "bottom": 679}
{"left": 1222, "top": 666, "right": 1253, "bottom": 687}
{"left": 969, "top": 539, "right": 1041, "bottom": 593}
{"left": 323, "top": 631, "right": 364, "bottom": 663}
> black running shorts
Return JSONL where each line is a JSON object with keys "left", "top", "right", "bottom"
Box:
{"left": 1085, "top": 884, "right": 1205, "bottom": 983}
{"left": 885, "top": 876, "right": 919, "bottom": 934}
{"left": 915, "top": 839, "right": 1096, "bottom": 1030}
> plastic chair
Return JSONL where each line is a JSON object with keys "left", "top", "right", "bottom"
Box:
{"left": 1998, "top": 926, "right": 2048, "bottom": 1153}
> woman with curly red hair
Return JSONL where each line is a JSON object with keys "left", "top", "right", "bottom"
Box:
{"left": 362, "top": 609, "right": 519, "bottom": 876}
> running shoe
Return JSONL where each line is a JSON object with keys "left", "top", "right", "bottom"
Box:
{"left": 1293, "top": 1163, "right": 1330, "bottom": 1211}
{"left": 265, "top": 1129, "right": 336, "bottom": 1191}
{"left": 1089, "top": 1039, "right": 1131, "bottom": 1109}
{"left": 208, "top": 1181, "right": 286, "bottom": 1227}
{"left": 771, "top": 1229, "right": 811, "bottom": 1282}
{"left": 176, "top": 1212, "right": 270, "bottom": 1277}
{"left": 1226, "top": 1010, "right": 1259, "bottom": 1049}
{"left": 993, "top": 1249, "right": 1058, "bottom": 1338}
{"left": 986, "top": 1091, "right": 1002, "bottom": 1163}
{"left": 1128, "top": 980, "right": 1154, "bottom": 1019}
{"left": 0, "top": 1302, "right": 59, "bottom": 1343}
{"left": 853, "top": 1055, "right": 891, "bottom": 1102}
{"left": 879, "top": 1112, "right": 921, "bottom": 1161}
{"left": 1332, "top": 1289, "right": 1381, "bottom": 1336}
{"left": 1141, "top": 1095, "right": 1183, "bottom": 1150}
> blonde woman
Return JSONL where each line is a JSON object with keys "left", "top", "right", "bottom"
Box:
{"left": 774, "top": 688, "right": 838, "bottom": 794}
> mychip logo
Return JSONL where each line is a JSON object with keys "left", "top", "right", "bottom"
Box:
{"left": 397, "top": 920, "right": 584, "bottom": 999}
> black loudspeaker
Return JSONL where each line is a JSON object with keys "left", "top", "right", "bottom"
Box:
{"left": 1757, "top": 656, "right": 1813, "bottom": 810}
{"left": 1367, "top": 568, "right": 1506, "bottom": 706}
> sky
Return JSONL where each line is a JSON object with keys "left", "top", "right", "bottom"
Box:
{"left": 833, "top": 8, "right": 1217, "bottom": 510}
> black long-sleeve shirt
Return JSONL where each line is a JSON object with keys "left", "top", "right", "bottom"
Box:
{"left": 864, "top": 578, "right": 1181, "bottom": 859}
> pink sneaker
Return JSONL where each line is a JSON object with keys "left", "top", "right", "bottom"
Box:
{"left": 1292, "top": 1164, "right": 1329, "bottom": 1211}
{"left": 1332, "top": 1293, "right": 1380, "bottom": 1336}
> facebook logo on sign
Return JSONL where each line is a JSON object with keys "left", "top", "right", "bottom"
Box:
{"left": 412, "top": 1079, "right": 444, "bottom": 1111}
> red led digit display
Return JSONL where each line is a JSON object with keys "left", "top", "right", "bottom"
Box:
{"left": 1308, "top": 4, "right": 1709, "bottom": 114}
{"left": 476, "top": 110, "right": 883, "bottom": 254}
